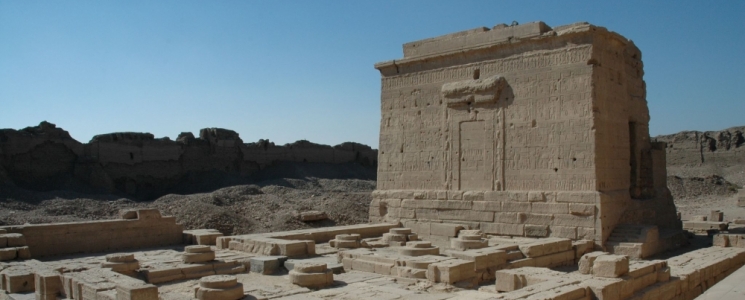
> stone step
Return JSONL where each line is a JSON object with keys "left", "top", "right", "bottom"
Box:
{"left": 607, "top": 236, "right": 633, "bottom": 243}
{"left": 608, "top": 234, "right": 640, "bottom": 240}
{"left": 612, "top": 228, "right": 642, "bottom": 234}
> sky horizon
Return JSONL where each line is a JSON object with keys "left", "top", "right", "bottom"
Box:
{"left": 1, "top": 1, "right": 743, "bottom": 148}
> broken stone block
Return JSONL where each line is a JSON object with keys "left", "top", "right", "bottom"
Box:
{"left": 250, "top": 256, "right": 284, "bottom": 275}
{"left": 426, "top": 259, "right": 475, "bottom": 284}
{"left": 572, "top": 240, "right": 595, "bottom": 260}
{"left": 143, "top": 267, "right": 185, "bottom": 284}
{"left": 494, "top": 269, "right": 527, "bottom": 292}
{"left": 16, "top": 246, "right": 31, "bottom": 259}
{"left": 101, "top": 253, "right": 140, "bottom": 274}
{"left": 299, "top": 211, "right": 328, "bottom": 222}
{"left": 3, "top": 233, "right": 26, "bottom": 247}
{"left": 4, "top": 270, "right": 35, "bottom": 293}
{"left": 518, "top": 238, "right": 572, "bottom": 258}
{"left": 592, "top": 254, "right": 629, "bottom": 278}
{"left": 578, "top": 251, "right": 608, "bottom": 274}
{"left": 450, "top": 230, "right": 487, "bottom": 251}
{"left": 35, "top": 271, "right": 62, "bottom": 299}
{"left": 195, "top": 275, "right": 244, "bottom": 300}
{"left": 182, "top": 245, "right": 215, "bottom": 264}
{"left": 0, "top": 247, "right": 17, "bottom": 261}
{"left": 184, "top": 229, "right": 224, "bottom": 245}
{"left": 289, "top": 263, "right": 334, "bottom": 288}
{"left": 116, "top": 283, "right": 159, "bottom": 300}
{"left": 710, "top": 210, "right": 724, "bottom": 222}
{"left": 329, "top": 234, "right": 361, "bottom": 249}
{"left": 713, "top": 234, "right": 730, "bottom": 247}
{"left": 382, "top": 228, "right": 417, "bottom": 246}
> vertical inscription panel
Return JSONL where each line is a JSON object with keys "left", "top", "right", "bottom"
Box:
{"left": 458, "top": 120, "right": 493, "bottom": 190}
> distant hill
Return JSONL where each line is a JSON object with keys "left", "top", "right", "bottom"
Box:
{"left": 654, "top": 125, "right": 745, "bottom": 187}
{"left": 0, "top": 121, "right": 377, "bottom": 200}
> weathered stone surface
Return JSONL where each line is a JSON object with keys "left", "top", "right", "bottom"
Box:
{"left": 300, "top": 211, "right": 328, "bottom": 222}
{"left": 250, "top": 256, "right": 285, "bottom": 275}
{"left": 195, "top": 275, "right": 243, "bottom": 300}
{"left": 288, "top": 263, "right": 334, "bottom": 288}
{"left": 369, "top": 21, "right": 680, "bottom": 252}
{"left": 578, "top": 251, "right": 608, "bottom": 275}
{"left": 592, "top": 254, "right": 629, "bottom": 278}
{"left": 116, "top": 283, "right": 158, "bottom": 300}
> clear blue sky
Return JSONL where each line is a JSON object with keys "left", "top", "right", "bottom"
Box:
{"left": 1, "top": 1, "right": 743, "bottom": 148}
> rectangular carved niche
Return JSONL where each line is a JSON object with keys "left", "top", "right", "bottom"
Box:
{"left": 448, "top": 105, "right": 505, "bottom": 191}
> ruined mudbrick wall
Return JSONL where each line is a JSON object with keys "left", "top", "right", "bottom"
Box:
{"left": 0, "top": 122, "right": 377, "bottom": 199}
{"left": 370, "top": 22, "right": 679, "bottom": 246}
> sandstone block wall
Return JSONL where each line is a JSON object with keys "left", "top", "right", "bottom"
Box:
{"left": 371, "top": 21, "right": 679, "bottom": 246}
{"left": 0, "top": 209, "right": 183, "bottom": 257}
{"left": 0, "top": 122, "right": 377, "bottom": 199}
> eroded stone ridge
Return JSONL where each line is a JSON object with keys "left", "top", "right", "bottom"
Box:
{"left": 0, "top": 122, "right": 377, "bottom": 198}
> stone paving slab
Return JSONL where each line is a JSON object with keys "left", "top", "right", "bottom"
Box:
{"left": 696, "top": 264, "right": 745, "bottom": 299}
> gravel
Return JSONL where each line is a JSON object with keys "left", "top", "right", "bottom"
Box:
{"left": 0, "top": 177, "right": 375, "bottom": 235}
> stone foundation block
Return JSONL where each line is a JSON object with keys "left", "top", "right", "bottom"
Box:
{"left": 0, "top": 247, "right": 17, "bottom": 261}
{"left": 495, "top": 269, "right": 526, "bottom": 292}
{"left": 579, "top": 251, "right": 608, "bottom": 274}
{"left": 450, "top": 238, "right": 488, "bottom": 251}
{"left": 480, "top": 222, "right": 524, "bottom": 236}
{"left": 710, "top": 210, "right": 724, "bottom": 222}
{"left": 3, "top": 233, "right": 26, "bottom": 247}
{"left": 524, "top": 225, "right": 549, "bottom": 237}
{"left": 195, "top": 285, "right": 244, "bottom": 300}
{"left": 518, "top": 238, "right": 572, "bottom": 258}
{"left": 183, "top": 252, "right": 215, "bottom": 264}
{"left": 250, "top": 256, "right": 285, "bottom": 275}
{"left": 116, "top": 283, "right": 158, "bottom": 300}
{"left": 447, "top": 247, "right": 507, "bottom": 270}
{"left": 426, "top": 259, "right": 475, "bottom": 284}
{"left": 34, "top": 271, "right": 62, "bottom": 297}
{"left": 288, "top": 263, "right": 334, "bottom": 288}
{"left": 399, "top": 241, "right": 440, "bottom": 256}
{"left": 4, "top": 270, "right": 35, "bottom": 293}
{"left": 592, "top": 255, "right": 629, "bottom": 278}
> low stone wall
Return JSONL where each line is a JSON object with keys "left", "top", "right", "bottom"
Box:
{"left": 219, "top": 223, "right": 399, "bottom": 257}
{"left": 338, "top": 237, "right": 594, "bottom": 285}
{"left": 370, "top": 190, "right": 599, "bottom": 244}
{"left": 491, "top": 246, "right": 745, "bottom": 300}
{"left": 0, "top": 209, "right": 183, "bottom": 258}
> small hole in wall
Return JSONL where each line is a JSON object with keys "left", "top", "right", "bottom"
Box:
{"left": 129, "top": 152, "right": 134, "bottom": 160}
{"left": 554, "top": 168, "right": 558, "bottom": 172}
{"left": 473, "top": 69, "right": 480, "bottom": 80}
{"left": 531, "top": 120, "right": 536, "bottom": 127}
{"left": 572, "top": 158, "right": 577, "bottom": 161}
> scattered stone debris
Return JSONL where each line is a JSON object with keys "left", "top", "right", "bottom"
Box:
{"left": 1, "top": 20, "right": 745, "bottom": 300}
{"left": 299, "top": 211, "right": 328, "bottom": 222}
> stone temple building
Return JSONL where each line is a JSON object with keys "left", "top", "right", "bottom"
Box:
{"left": 370, "top": 21, "right": 682, "bottom": 256}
